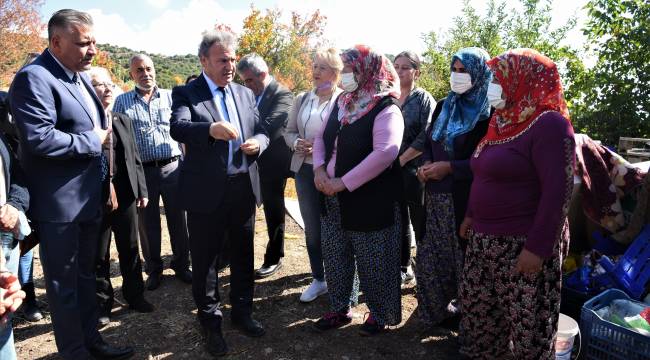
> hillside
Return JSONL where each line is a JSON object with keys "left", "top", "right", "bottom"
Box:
{"left": 98, "top": 44, "right": 202, "bottom": 90}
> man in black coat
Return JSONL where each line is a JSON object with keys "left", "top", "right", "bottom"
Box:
{"left": 170, "top": 30, "right": 269, "bottom": 356}
{"left": 87, "top": 67, "right": 153, "bottom": 327}
{"left": 236, "top": 54, "right": 293, "bottom": 278}
{"left": 0, "top": 112, "right": 29, "bottom": 359}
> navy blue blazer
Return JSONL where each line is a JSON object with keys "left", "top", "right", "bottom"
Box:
{"left": 9, "top": 49, "right": 106, "bottom": 222}
{"left": 170, "top": 74, "right": 269, "bottom": 213}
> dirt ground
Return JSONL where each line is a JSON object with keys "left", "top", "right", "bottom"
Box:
{"left": 13, "top": 193, "right": 460, "bottom": 359}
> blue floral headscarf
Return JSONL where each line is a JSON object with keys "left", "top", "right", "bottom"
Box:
{"left": 431, "top": 47, "right": 492, "bottom": 154}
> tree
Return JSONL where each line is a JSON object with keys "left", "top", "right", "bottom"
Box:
{"left": 237, "top": 6, "right": 327, "bottom": 92}
{"left": 502, "top": 0, "right": 586, "bottom": 109}
{"left": 570, "top": 0, "right": 650, "bottom": 146}
{"left": 420, "top": 0, "right": 508, "bottom": 100}
{"left": 0, "top": 0, "right": 45, "bottom": 88}
{"left": 420, "top": 0, "right": 585, "bottom": 110}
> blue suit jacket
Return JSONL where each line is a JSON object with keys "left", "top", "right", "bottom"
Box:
{"left": 9, "top": 49, "right": 106, "bottom": 222}
{"left": 170, "top": 74, "right": 269, "bottom": 213}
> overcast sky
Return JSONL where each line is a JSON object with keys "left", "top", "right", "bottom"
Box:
{"left": 41, "top": 0, "right": 589, "bottom": 57}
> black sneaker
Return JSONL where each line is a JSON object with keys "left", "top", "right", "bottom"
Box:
{"left": 359, "top": 313, "right": 385, "bottom": 336}
{"left": 313, "top": 311, "right": 352, "bottom": 332}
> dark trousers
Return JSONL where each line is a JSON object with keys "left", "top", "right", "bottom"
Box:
{"left": 258, "top": 140, "right": 291, "bottom": 265}
{"left": 187, "top": 174, "right": 256, "bottom": 330}
{"left": 37, "top": 217, "right": 103, "bottom": 359}
{"left": 139, "top": 160, "right": 190, "bottom": 274}
{"left": 400, "top": 169, "right": 425, "bottom": 268}
{"left": 95, "top": 195, "right": 145, "bottom": 313}
{"left": 260, "top": 173, "right": 287, "bottom": 265}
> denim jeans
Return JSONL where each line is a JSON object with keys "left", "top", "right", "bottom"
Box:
{"left": 18, "top": 249, "right": 34, "bottom": 285}
{"left": 295, "top": 164, "right": 324, "bottom": 281}
{"left": 1, "top": 234, "right": 20, "bottom": 360}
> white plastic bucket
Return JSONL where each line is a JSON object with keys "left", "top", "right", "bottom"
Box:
{"left": 556, "top": 313, "right": 580, "bottom": 360}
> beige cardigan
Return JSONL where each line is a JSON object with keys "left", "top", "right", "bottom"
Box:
{"left": 283, "top": 88, "right": 342, "bottom": 172}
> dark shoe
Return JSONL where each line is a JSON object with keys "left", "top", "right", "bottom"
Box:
{"left": 255, "top": 261, "right": 282, "bottom": 279}
{"left": 23, "top": 302, "right": 43, "bottom": 322}
{"left": 312, "top": 310, "right": 352, "bottom": 332}
{"left": 174, "top": 268, "right": 192, "bottom": 284}
{"left": 88, "top": 339, "right": 134, "bottom": 360}
{"left": 145, "top": 272, "right": 162, "bottom": 291}
{"left": 129, "top": 298, "right": 154, "bottom": 313}
{"left": 204, "top": 328, "right": 228, "bottom": 357}
{"left": 231, "top": 315, "right": 265, "bottom": 337}
{"left": 359, "top": 313, "right": 385, "bottom": 336}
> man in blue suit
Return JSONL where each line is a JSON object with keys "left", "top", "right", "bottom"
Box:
{"left": 9, "top": 9, "right": 134, "bottom": 360}
{"left": 170, "top": 30, "right": 269, "bottom": 357}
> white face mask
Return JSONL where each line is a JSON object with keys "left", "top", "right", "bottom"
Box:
{"left": 340, "top": 72, "right": 358, "bottom": 92}
{"left": 450, "top": 72, "right": 472, "bottom": 94}
{"left": 487, "top": 82, "right": 506, "bottom": 109}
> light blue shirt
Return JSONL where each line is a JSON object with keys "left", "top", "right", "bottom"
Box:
{"left": 113, "top": 87, "right": 182, "bottom": 163}
{"left": 202, "top": 73, "right": 248, "bottom": 174}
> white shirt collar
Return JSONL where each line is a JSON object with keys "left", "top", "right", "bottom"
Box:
{"left": 202, "top": 71, "right": 229, "bottom": 95}
{"left": 47, "top": 49, "right": 76, "bottom": 81}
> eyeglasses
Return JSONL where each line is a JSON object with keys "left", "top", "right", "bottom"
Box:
{"left": 92, "top": 82, "right": 116, "bottom": 89}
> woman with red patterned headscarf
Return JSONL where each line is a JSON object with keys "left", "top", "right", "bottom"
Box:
{"left": 311, "top": 45, "right": 405, "bottom": 336}
{"left": 457, "top": 49, "right": 575, "bottom": 359}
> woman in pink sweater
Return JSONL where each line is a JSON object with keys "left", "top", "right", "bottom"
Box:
{"left": 311, "top": 45, "right": 404, "bottom": 336}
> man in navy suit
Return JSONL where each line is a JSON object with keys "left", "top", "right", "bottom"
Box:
{"left": 9, "top": 9, "right": 133, "bottom": 360}
{"left": 170, "top": 30, "right": 269, "bottom": 357}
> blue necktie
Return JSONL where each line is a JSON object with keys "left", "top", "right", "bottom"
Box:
{"left": 217, "top": 87, "right": 242, "bottom": 168}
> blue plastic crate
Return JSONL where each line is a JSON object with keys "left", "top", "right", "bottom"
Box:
{"left": 580, "top": 289, "right": 650, "bottom": 359}
{"left": 598, "top": 225, "right": 650, "bottom": 300}
{"left": 593, "top": 230, "right": 629, "bottom": 256}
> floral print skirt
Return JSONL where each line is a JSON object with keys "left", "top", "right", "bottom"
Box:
{"left": 415, "top": 192, "right": 463, "bottom": 326}
{"left": 459, "top": 223, "right": 568, "bottom": 360}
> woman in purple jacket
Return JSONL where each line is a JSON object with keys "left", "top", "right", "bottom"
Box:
{"left": 458, "top": 49, "right": 575, "bottom": 359}
{"left": 416, "top": 47, "right": 491, "bottom": 327}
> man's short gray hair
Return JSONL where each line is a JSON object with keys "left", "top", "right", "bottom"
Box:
{"left": 198, "top": 30, "right": 237, "bottom": 58}
{"left": 236, "top": 53, "right": 269, "bottom": 76}
{"left": 48, "top": 9, "right": 93, "bottom": 42}
{"left": 129, "top": 53, "right": 154, "bottom": 68}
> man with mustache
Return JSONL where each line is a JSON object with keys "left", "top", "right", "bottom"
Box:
{"left": 9, "top": 9, "right": 134, "bottom": 359}
{"left": 236, "top": 54, "right": 293, "bottom": 279}
{"left": 113, "top": 54, "right": 191, "bottom": 291}
{"left": 170, "top": 30, "right": 269, "bottom": 356}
